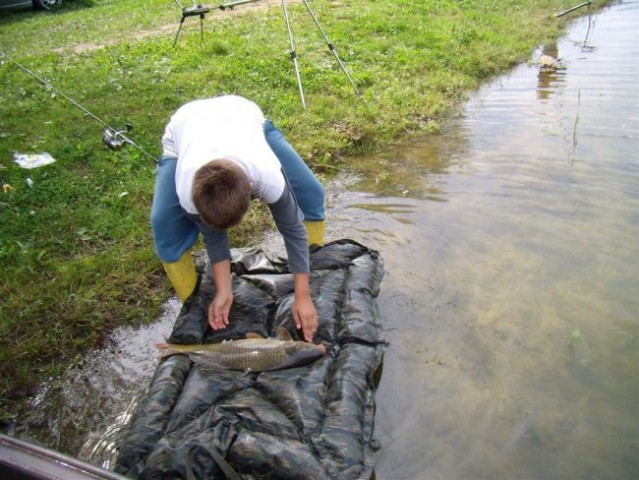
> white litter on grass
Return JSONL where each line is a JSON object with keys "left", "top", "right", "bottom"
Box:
{"left": 13, "top": 152, "right": 56, "bottom": 169}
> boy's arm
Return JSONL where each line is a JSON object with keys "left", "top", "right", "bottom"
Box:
{"left": 185, "top": 212, "right": 232, "bottom": 265}
{"left": 184, "top": 213, "right": 234, "bottom": 330}
{"left": 267, "top": 182, "right": 309, "bottom": 274}
{"left": 268, "top": 184, "right": 318, "bottom": 341}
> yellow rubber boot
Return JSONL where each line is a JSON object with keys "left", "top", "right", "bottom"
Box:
{"left": 304, "top": 220, "right": 325, "bottom": 247}
{"left": 162, "top": 251, "right": 198, "bottom": 303}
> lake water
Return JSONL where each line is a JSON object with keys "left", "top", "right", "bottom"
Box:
{"left": 332, "top": 1, "right": 638, "bottom": 478}
{"left": 6, "top": 1, "right": 638, "bottom": 479}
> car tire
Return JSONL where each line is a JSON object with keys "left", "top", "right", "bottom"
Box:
{"left": 33, "top": 0, "right": 61, "bottom": 10}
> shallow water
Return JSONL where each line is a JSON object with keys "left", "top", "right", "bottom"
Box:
{"left": 6, "top": 300, "right": 180, "bottom": 469}
{"left": 336, "top": 2, "right": 638, "bottom": 478}
{"left": 6, "top": 1, "right": 639, "bottom": 478}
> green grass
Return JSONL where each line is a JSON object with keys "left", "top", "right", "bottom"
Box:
{"left": 0, "top": 0, "right": 607, "bottom": 421}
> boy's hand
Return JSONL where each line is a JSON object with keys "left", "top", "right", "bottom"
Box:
{"left": 293, "top": 273, "right": 318, "bottom": 342}
{"left": 208, "top": 289, "right": 232, "bottom": 330}
{"left": 293, "top": 294, "right": 318, "bottom": 342}
{"left": 209, "top": 259, "right": 233, "bottom": 331}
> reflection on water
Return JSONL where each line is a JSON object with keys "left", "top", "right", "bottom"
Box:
{"left": 5, "top": 2, "right": 638, "bottom": 479}
{"left": 336, "top": 2, "right": 638, "bottom": 479}
{"left": 536, "top": 42, "right": 565, "bottom": 101}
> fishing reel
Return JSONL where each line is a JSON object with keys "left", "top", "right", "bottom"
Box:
{"left": 103, "top": 123, "right": 133, "bottom": 150}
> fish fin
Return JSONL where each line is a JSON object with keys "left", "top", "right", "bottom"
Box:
{"left": 245, "top": 332, "right": 265, "bottom": 339}
{"left": 276, "top": 327, "right": 293, "bottom": 341}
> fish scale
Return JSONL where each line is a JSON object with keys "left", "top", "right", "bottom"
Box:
{"left": 192, "top": 340, "right": 289, "bottom": 371}
{"left": 156, "top": 337, "right": 326, "bottom": 372}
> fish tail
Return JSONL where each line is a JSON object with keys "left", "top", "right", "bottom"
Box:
{"left": 155, "top": 343, "right": 178, "bottom": 359}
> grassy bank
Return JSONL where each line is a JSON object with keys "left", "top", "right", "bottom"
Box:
{"left": 0, "top": 0, "right": 606, "bottom": 421}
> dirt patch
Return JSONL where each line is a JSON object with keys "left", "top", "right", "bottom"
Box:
{"left": 55, "top": 0, "right": 297, "bottom": 54}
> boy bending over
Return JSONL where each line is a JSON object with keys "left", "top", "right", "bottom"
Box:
{"left": 151, "top": 95, "right": 325, "bottom": 342}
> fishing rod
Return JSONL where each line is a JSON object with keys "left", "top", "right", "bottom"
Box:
{"left": 0, "top": 51, "right": 157, "bottom": 163}
{"left": 556, "top": 1, "right": 595, "bottom": 18}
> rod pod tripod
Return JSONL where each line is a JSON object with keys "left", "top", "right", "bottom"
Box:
{"left": 176, "top": 0, "right": 359, "bottom": 108}
{"left": 173, "top": 0, "right": 212, "bottom": 48}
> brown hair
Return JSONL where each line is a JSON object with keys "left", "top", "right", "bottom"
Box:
{"left": 192, "top": 159, "right": 252, "bottom": 229}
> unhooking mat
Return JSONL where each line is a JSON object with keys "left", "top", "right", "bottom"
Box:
{"left": 114, "top": 239, "right": 385, "bottom": 480}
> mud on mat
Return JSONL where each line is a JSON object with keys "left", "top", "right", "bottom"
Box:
{"left": 114, "top": 239, "right": 386, "bottom": 480}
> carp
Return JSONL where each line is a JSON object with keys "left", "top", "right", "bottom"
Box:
{"left": 155, "top": 328, "right": 326, "bottom": 372}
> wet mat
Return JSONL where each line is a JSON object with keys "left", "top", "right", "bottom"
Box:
{"left": 114, "top": 239, "right": 385, "bottom": 480}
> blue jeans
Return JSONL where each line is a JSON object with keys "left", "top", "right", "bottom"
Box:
{"left": 151, "top": 120, "right": 325, "bottom": 263}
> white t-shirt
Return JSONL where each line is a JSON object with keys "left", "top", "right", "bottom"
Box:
{"left": 162, "top": 95, "right": 286, "bottom": 214}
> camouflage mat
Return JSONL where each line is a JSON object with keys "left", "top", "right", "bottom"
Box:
{"left": 114, "top": 239, "right": 385, "bottom": 480}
